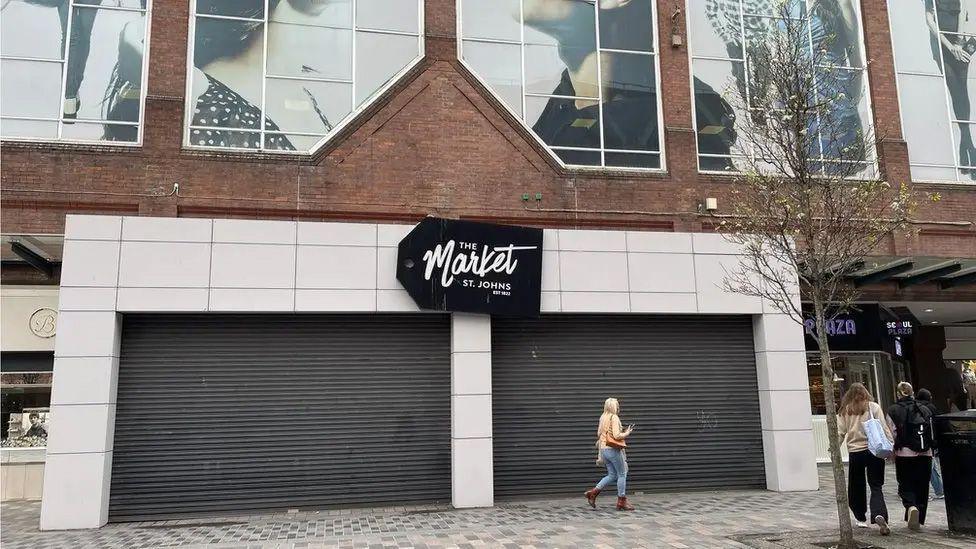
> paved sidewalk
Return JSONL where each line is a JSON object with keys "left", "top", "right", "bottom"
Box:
{"left": 2, "top": 467, "right": 972, "bottom": 549}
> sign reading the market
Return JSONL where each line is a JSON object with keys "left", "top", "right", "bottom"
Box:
{"left": 396, "top": 217, "right": 543, "bottom": 316}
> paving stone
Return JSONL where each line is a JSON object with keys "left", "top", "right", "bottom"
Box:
{"left": 1, "top": 467, "right": 970, "bottom": 548}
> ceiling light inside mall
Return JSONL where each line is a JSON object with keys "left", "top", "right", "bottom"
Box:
{"left": 924, "top": 308, "right": 934, "bottom": 313}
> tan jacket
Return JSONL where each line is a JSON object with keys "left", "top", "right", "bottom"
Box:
{"left": 837, "top": 401, "right": 894, "bottom": 453}
{"left": 597, "top": 413, "right": 626, "bottom": 450}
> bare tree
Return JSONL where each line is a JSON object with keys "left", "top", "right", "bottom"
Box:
{"left": 711, "top": 2, "right": 930, "bottom": 547}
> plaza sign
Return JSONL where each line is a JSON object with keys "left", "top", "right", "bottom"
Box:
{"left": 396, "top": 217, "right": 543, "bottom": 315}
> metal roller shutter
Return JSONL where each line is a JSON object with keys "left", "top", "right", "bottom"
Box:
{"left": 492, "top": 314, "right": 765, "bottom": 497}
{"left": 110, "top": 313, "right": 451, "bottom": 521}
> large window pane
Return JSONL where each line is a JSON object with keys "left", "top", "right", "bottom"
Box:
{"left": 524, "top": 43, "right": 598, "bottom": 97}
{"left": 526, "top": 94, "right": 601, "bottom": 149}
{"left": 691, "top": 0, "right": 874, "bottom": 175}
{"left": 191, "top": 17, "right": 264, "bottom": 130}
{"left": 935, "top": 0, "right": 976, "bottom": 34}
{"left": 460, "top": 0, "right": 520, "bottom": 42}
{"left": 952, "top": 121, "right": 976, "bottom": 167}
{"left": 809, "top": 0, "right": 864, "bottom": 68}
{"left": 459, "top": 0, "right": 663, "bottom": 169}
{"left": 196, "top": 0, "right": 264, "bottom": 19}
{"left": 598, "top": 0, "right": 653, "bottom": 53}
{"left": 815, "top": 67, "right": 868, "bottom": 161}
{"left": 0, "top": 0, "right": 66, "bottom": 60}
{"left": 267, "top": 23, "right": 352, "bottom": 80}
{"left": 897, "top": 73, "right": 954, "bottom": 167}
{"left": 605, "top": 151, "right": 659, "bottom": 169}
{"left": 356, "top": 0, "right": 418, "bottom": 33}
{"left": 911, "top": 165, "right": 957, "bottom": 182}
{"left": 0, "top": 118, "right": 59, "bottom": 139}
{"left": 600, "top": 51, "right": 658, "bottom": 151}
{"left": 62, "top": 121, "right": 138, "bottom": 142}
{"left": 270, "top": 0, "right": 351, "bottom": 28}
{"left": 354, "top": 31, "right": 418, "bottom": 106}
{"left": 0, "top": 59, "right": 63, "bottom": 119}
{"left": 553, "top": 148, "right": 601, "bottom": 166}
{"left": 65, "top": 6, "right": 145, "bottom": 122}
{"left": 890, "top": 0, "right": 941, "bottom": 75}
{"left": 1, "top": 0, "right": 150, "bottom": 144}
{"left": 891, "top": 0, "right": 976, "bottom": 182}
{"left": 264, "top": 78, "right": 351, "bottom": 134}
{"left": 461, "top": 40, "right": 523, "bottom": 117}
{"left": 692, "top": 58, "right": 746, "bottom": 157}
{"left": 688, "top": 0, "right": 743, "bottom": 60}
{"left": 187, "top": 1, "right": 422, "bottom": 154}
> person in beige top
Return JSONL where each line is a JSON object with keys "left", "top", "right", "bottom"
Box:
{"left": 837, "top": 383, "right": 894, "bottom": 535}
{"left": 584, "top": 397, "right": 635, "bottom": 511}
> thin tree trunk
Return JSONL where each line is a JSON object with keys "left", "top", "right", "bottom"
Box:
{"left": 814, "top": 297, "right": 856, "bottom": 549}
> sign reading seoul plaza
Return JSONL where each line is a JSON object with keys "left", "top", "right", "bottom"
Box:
{"left": 396, "top": 217, "right": 543, "bottom": 315}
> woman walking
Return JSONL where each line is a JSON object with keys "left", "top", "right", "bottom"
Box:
{"left": 837, "top": 383, "right": 893, "bottom": 535}
{"left": 888, "top": 382, "right": 935, "bottom": 531}
{"left": 584, "top": 397, "right": 635, "bottom": 511}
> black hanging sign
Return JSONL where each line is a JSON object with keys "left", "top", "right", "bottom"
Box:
{"left": 396, "top": 217, "right": 543, "bottom": 316}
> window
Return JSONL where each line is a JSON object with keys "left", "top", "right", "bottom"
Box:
{"left": 0, "top": 0, "right": 150, "bottom": 144}
{"left": 686, "top": 0, "right": 875, "bottom": 176}
{"left": 186, "top": 0, "right": 423, "bottom": 153}
{"left": 890, "top": 0, "right": 976, "bottom": 183}
{"left": 1, "top": 354, "right": 53, "bottom": 449}
{"left": 458, "top": 0, "right": 664, "bottom": 170}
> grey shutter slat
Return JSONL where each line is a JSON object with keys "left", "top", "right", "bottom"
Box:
{"left": 110, "top": 314, "right": 451, "bottom": 521}
{"left": 491, "top": 314, "right": 765, "bottom": 497}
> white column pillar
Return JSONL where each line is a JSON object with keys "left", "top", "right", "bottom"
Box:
{"left": 450, "top": 313, "right": 493, "bottom": 508}
{"left": 754, "top": 313, "right": 819, "bottom": 491}
{"left": 41, "top": 215, "right": 124, "bottom": 529}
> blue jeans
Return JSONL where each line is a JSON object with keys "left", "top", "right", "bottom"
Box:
{"left": 930, "top": 457, "right": 944, "bottom": 497}
{"left": 596, "top": 447, "right": 628, "bottom": 497}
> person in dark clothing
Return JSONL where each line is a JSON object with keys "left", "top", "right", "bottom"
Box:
{"left": 23, "top": 413, "right": 47, "bottom": 438}
{"left": 887, "top": 382, "right": 934, "bottom": 531}
{"left": 916, "top": 389, "right": 944, "bottom": 500}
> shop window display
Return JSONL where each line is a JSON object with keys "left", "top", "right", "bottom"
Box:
{"left": 458, "top": 0, "right": 664, "bottom": 169}
{"left": 0, "top": 0, "right": 150, "bottom": 143}
{"left": 0, "top": 372, "right": 52, "bottom": 448}
{"left": 890, "top": 0, "right": 976, "bottom": 183}
{"left": 186, "top": 0, "right": 422, "bottom": 153}
{"left": 686, "top": 0, "right": 875, "bottom": 176}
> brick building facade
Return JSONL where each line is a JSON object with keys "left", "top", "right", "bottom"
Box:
{"left": 1, "top": 0, "right": 972, "bottom": 264}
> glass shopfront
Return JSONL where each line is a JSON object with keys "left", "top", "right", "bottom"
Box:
{"left": 807, "top": 351, "right": 909, "bottom": 416}
{"left": 804, "top": 304, "right": 914, "bottom": 462}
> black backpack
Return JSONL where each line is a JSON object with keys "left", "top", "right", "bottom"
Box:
{"left": 895, "top": 401, "right": 935, "bottom": 453}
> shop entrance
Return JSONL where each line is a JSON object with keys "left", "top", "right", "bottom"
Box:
{"left": 109, "top": 313, "right": 451, "bottom": 521}
{"left": 491, "top": 314, "right": 765, "bottom": 497}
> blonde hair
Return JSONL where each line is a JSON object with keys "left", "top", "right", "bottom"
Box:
{"left": 839, "top": 383, "right": 873, "bottom": 417}
{"left": 597, "top": 398, "right": 620, "bottom": 444}
{"left": 897, "top": 382, "right": 914, "bottom": 397}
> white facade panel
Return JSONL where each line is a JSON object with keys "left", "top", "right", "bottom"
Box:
{"left": 44, "top": 216, "right": 815, "bottom": 529}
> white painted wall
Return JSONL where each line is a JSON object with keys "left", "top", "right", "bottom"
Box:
{"left": 42, "top": 215, "right": 818, "bottom": 530}
{"left": 1, "top": 286, "right": 59, "bottom": 352}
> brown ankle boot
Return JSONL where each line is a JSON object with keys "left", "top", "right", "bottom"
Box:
{"left": 616, "top": 496, "right": 635, "bottom": 511}
{"left": 584, "top": 488, "right": 601, "bottom": 508}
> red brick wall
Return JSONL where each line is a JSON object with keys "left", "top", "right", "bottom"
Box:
{"left": 1, "top": 0, "right": 974, "bottom": 262}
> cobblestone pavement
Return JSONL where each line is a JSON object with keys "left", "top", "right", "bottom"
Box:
{"left": 2, "top": 467, "right": 972, "bottom": 549}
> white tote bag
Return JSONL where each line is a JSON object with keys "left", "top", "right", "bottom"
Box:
{"left": 863, "top": 404, "right": 893, "bottom": 459}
